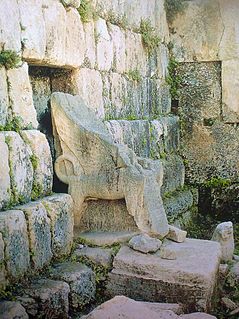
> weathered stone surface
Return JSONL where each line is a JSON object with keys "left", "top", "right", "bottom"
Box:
{"left": 0, "top": 210, "right": 30, "bottom": 279}
{"left": 212, "top": 222, "right": 234, "bottom": 262}
{"left": 180, "top": 314, "right": 217, "bottom": 319}
{"left": 19, "top": 0, "right": 46, "bottom": 61}
{"left": 0, "top": 0, "right": 21, "bottom": 51}
{"left": 17, "top": 202, "right": 52, "bottom": 269}
{"left": 95, "top": 18, "right": 113, "bottom": 71}
{"left": 0, "top": 301, "right": 28, "bottom": 319}
{"left": 129, "top": 234, "right": 162, "bottom": 254}
{"left": 0, "top": 67, "right": 9, "bottom": 127}
{"left": 163, "top": 190, "right": 194, "bottom": 220}
{"left": 73, "top": 246, "right": 113, "bottom": 269}
{"left": 83, "top": 22, "right": 96, "bottom": 68}
{"left": 0, "top": 133, "right": 10, "bottom": 210}
{"left": 76, "top": 231, "right": 138, "bottom": 246}
{"left": 51, "top": 92, "right": 169, "bottom": 237}
{"left": 72, "top": 68, "right": 104, "bottom": 118}
{"left": 0, "top": 233, "right": 7, "bottom": 289}
{"left": 7, "top": 63, "right": 38, "bottom": 129}
{"left": 109, "top": 24, "right": 126, "bottom": 73}
{"left": 159, "top": 243, "right": 177, "bottom": 260}
{"left": 167, "top": 226, "right": 187, "bottom": 243}
{"left": 231, "top": 261, "right": 239, "bottom": 283}
{"left": 50, "top": 262, "right": 96, "bottom": 308}
{"left": 107, "top": 239, "right": 222, "bottom": 311}
{"left": 143, "top": 301, "right": 183, "bottom": 315}
{"left": 4, "top": 132, "right": 33, "bottom": 203}
{"left": 81, "top": 295, "right": 179, "bottom": 319}
{"left": 23, "top": 279, "right": 70, "bottom": 318}
{"left": 41, "top": 194, "right": 74, "bottom": 257}
{"left": 21, "top": 130, "right": 53, "bottom": 197}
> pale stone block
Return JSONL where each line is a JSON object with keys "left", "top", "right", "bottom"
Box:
{"left": 222, "top": 59, "right": 239, "bottom": 123}
{"left": 7, "top": 63, "right": 38, "bottom": 129}
{"left": 43, "top": 1, "right": 66, "bottom": 66}
{"left": 0, "top": 68, "right": 9, "bottom": 127}
{"left": 0, "top": 301, "right": 29, "bottom": 319}
{"left": 18, "top": 0, "right": 46, "bottom": 62}
{"left": 95, "top": 18, "right": 114, "bottom": 71}
{"left": 4, "top": 132, "right": 33, "bottom": 204}
{"left": 21, "top": 130, "right": 53, "bottom": 197}
{"left": 108, "top": 24, "right": 126, "bottom": 73}
{"left": 41, "top": 194, "right": 74, "bottom": 257}
{"left": 0, "top": 0, "right": 21, "bottom": 51}
{"left": 212, "top": 221, "right": 234, "bottom": 262}
{"left": 0, "top": 210, "right": 30, "bottom": 279}
{"left": 17, "top": 202, "right": 52, "bottom": 269}
{"left": 0, "top": 233, "right": 7, "bottom": 289}
{"left": 0, "top": 133, "right": 10, "bottom": 210}
{"left": 109, "top": 73, "right": 127, "bottom": 118}
{"left": 83, "top": 22, "right": 96, "bottom": 68}
{"left": 65, "top": 8, "right": 85, "bottom": 68}
{"left": 72, "top": 68, "right": 104, "bottom": 118}
{"left": 124, "top": 0, "right": 156, "bottom": 29}
{"left": 167, "top": 225, "right": 187, "bottom": 243}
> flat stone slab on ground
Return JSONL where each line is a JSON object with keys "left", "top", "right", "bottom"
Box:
{"left": 0, "top": 301, "right": 28, "bottom": 319}
{"left": 106, "top": 239, "right": 221, "bottom": 312}
{"left": 75, "top": 231, "right": 139, "bottom": 246}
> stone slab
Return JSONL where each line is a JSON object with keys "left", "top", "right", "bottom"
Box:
{"left": 106, "top": 239, "right": 221, "bottom": 311}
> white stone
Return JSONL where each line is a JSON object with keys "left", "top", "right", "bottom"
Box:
{"left": 0, "top": 67, "right": 9, "bottom": 127}
{"left": 0, "top": 0, "right": 21, "bottom": 51}
{"left": 108, "top": 23, "right": 126, "bottom": 73}
{"left": 95, "top": 18, "right": 114, "bottom": 71}
{"left": 7, "top": 63, "right": 38, "bottom": 129}
{"left": 0, "top": 210, "right": 30, "bottom": 279}
{"left": 65, "top": 8, "right": 85, "bottom": 68}
{"left": 83, "top": 22, "right": 96, "bottom": 68}
{"left": 212, "top": 221, "right": 234, "bottom": 262}
{"left": 21, "top": 130, "right": 53, "bottom": 197}
{"left": 129, "top": 234, "right": 162, "bottom": 254}
{"left": 18, "top": 0, "right": 46, "bottom": 62}
{"left": 4, "top": 132, "right": 33, "bottom": 204}
{"left": 72, "top": 68, "right": 104, "bottom": 118}
{"left": 167, "top": 225, "right": 187, "bottom": 243}
{"left": 0, "top": 133, "right": 10, "bottom": 210}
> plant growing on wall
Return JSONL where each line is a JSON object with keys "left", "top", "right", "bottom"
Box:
{"left": 0, "top": 50, "right": 21, "bottom": 69}
{"left": 78, "top": 0, "right": 95, "bottom": 23}
{"left": 139, "top": 19, "right": 160, "bottom": 55}
{"left": 166, "top": 57, "right": 181, "bottom": 100}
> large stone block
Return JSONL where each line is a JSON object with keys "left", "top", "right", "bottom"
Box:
{"left": 7, "top": 63, "right": 38, "bottom": 129}
{"left": 21, "top": 130, "right": 53, "bottom": 198}
{"left": 107, "top": 239, "right": 222, "bottom": 311}
{"left": 4, "top": 132, "right": 33, "bottom": 204}
{"left": 0, "top": 67, "right": 9, "bottom": 127}
{"left": 0, "top": 133, "right": 11, "bottom": 210}
{"left": 108, "top": 24, "right": 126, "bottom": 73}
{"left": 0, "top": 210, "right": 30, "bottom": 279}
{"left": 0, "top": 0, "right": 21, "bottom": 51}
{"left": 17, "top": 202, "right": 52, "bottom": 269}
{"left": 41, "top": 194, "right": 74, "bottom": 257}
{"left": 18, "top": 0, "right": 46, "bottom": 62}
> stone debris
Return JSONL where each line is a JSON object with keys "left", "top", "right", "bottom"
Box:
{"left": 221, "top": 297, "right": 237, "bottom": 311}
{"left": 128, "top": 233, "right": 162, "bottom": 253}
{"left": 159, "top": 241, "right": 177, "bottom": 260}
{"left": 218, "top": 263, "right": 229, "bottom": 277}
{"left": 211, "top": 221, "right": 234, "bottom": 261}
{"left": 167, "top": 225, "right": 187, "bottom": 243}
{"left": 50, "top": 262, "right": 96, "bottom": 309}
{"left": 0, "top": 301, "right": 28, "bottom": 319}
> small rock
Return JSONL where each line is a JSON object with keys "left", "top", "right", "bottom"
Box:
{"left": 219, "top": 263, "right": 229, "bottom": 277}
{"left": 73, "top": 246, "right": 113, "bottom": 268}
{"left": 167, "top": 225, "right": 187, "bottom": 243}
{"left": 211, "top": 221, "right": 234, "bottom": 261}
{"left": 0, "top": 301, "right": 28, "bottom": 319}
{"left": 221, "top": 297, "right": 237, "bottom": 310}
{"left": 180, "top": 313, "right": 217, "bottom": 318}
{"left": 159, "top": 243, "right": 177, "bottom": 260}
{"left": 50, "top": 262, "right": 96, "bottom": 309}
{"left": 229, "top": 307, "right": 239, "bottom": 316}
{"left": 129, "top": 234, "right": 162, "bottom": 254}
{"left": 233, "top": 254, "right": 239, "bottom": 261}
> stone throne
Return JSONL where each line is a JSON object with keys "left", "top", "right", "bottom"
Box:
{"left": 51, "top": 92, "right": 169, "bottom": 238}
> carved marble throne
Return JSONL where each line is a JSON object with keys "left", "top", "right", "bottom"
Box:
{"left": 51, "top": 92, "right": 169, "bottom": 237}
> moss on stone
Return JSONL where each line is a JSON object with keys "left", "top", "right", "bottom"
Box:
{"left": 139, "top": 19, "right": 160, "bottom": 55}
{"left": 0, "top": 50, "right": 21, "bottom": 70}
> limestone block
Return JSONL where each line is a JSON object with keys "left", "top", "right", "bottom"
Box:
{"left": 155, "top": 0, "right": 170, "bottom": 42}
{"left": 21, "top": 130, "right": 53, "bottom": 197}
{"left": 0, "top": 0, "right": 21, "bottom": 51}
{"left": 43, "top": 1, "right": 66, "bottom": 66}
{"left": 0, "top": 233, "right": 7, "bottom": 289}
{"left": 0, "top": 68, "right": 9, "bottom": 127}
{"left": 129, "top": 234, "right": 162, "bottom": 254}
{"left": 0, "top": 302, "right": 29, "bottom": 319}
{"left": 4, "top": 132, "right": 33, "bottom": 203}
{"left": 41, "top": 194, "right": 74, "bottom": 257}
{"left": 95, "top": 18, "right": 113, "bottom": 71}
{"left": 0, "top": 133, "right": 10, "bottom": 210}
{"left": 18, "top": 0, "right": 46, "bottom": 62}
{"left": 159, "top": 116, "right": 180, "bottom": 153}
{"left": 83, "top": 22, "right": 96, "bottom": 68}
{"left": 23, "top": 279, "right": 70, "bottom": 318}
{"left": 7, "top": 63, "right": 38, "bottom": 129}
{"left": 107, "top": 239, "right": 222, "bottom": 311}
{"left": 0, "top": 210, "right": 30, "bottom": 279}
{"left": 212, "top": 222, "right": 234, "bottom": 262}
{"left": 51, "top": 262, "right": 96, "bottom": 308}
{"left": 17, "top": 202, "right": 52, "bottom": 269}
{"left": 72, "top": 68, "right": 104, "bottom": 118}
{"left": 65, "top": 8, "right": 85, "bottom": 68}
{"left": 167, "top": 225, "right": 187, "bottom": 243}
{"left": 108, "top": 24, "right": 126, "bottom": 73}
{"left": 222, "top": 60, "right": 239, "bottom": 123}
